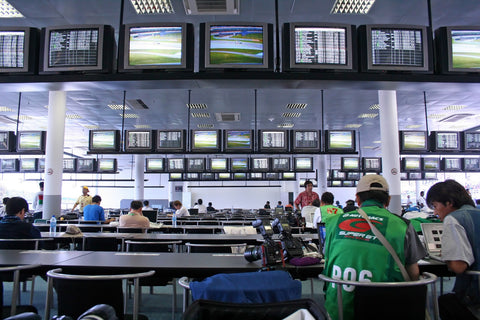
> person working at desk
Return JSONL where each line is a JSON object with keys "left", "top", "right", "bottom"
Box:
{"left": 207, "top": 202, "right": 216, "bottom": 212}
{"left": 294, "top": 180, "right": 319, "bottom": 211}
{"left": 83, "top": 195, "right": 113, "bottom": 223}
{"left": 142, "top": 200, "right": 153, "bottom": 210}
{"left": 323, "top": 174, "right": 425, "bottom": 320}
{"left": 71, "top": 186, "right": 92, "bottom": 215}
{"left": 0, "top": 197, "right": 41, "bottom": 239}
{"left": 119, "top": 200, "right": 150, "bottom": 228}
{"left": 426, "top": 180, "right": 480, "bottom": 319}
{"left": 173, "top": 200, "right": 190, "bottom": 217}
{"left": 312, "top": 192, "right": 344, "bottom": 226}
{"left": 194, "top": 199, "right": 207, "bottom": 214}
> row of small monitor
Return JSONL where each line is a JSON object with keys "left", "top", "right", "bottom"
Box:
{"left": 168, "top": 172, "right": 301, "bottom": 182}
{"left": 89, "top": 129, "right": 356, "bottom": 154}
{"left": 401, "top": 130, "right": 480, "bottom": 153}
{"left": 0, "top": 158, "right": 117, "bottom": 173}
{"left": 327, "top": 172, "right": 442, "bottom": 187}
{"left": 0, "top": 131, "right": 46, "bottom": 154}
{"left": 0, "top": 22, "right": 478, "bottom": 74}
{"left": 401, "top": 157, "right": 480, "bottom": 172}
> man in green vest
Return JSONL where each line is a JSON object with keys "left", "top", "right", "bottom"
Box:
{"left": 322, "top": 174, "right": 426, "bottom": 320}
{"left": 313, "top": 192, "right": 344, "bottom": 226}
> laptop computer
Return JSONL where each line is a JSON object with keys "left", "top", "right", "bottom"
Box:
{"left": 420, "top": 223, "right": 444, "bottom": 262}
{"left": 316, "top": 222, "right": 326, "bottom": 259}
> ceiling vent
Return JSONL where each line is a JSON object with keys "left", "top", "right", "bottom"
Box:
{"left": 215, "top": 112, "right": 240, "bottom": 122}
{"left": 183, "top": 0, "right": 239, "bottom": 15}
{"left": 438, "top": 113, "right": 474, "bottom": 122}
{"left": 126, "top": 99, "right": 149, "bottom": 110}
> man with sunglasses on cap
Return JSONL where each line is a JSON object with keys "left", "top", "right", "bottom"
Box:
{"left": 71, "top": 186, "right": 92, "bottom": 215}
{"left": 322, "top": 174, "right": 426, "bottom": 320}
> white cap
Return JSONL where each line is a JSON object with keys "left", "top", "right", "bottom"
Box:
{"left": 356, "top": 174, "right": 389, "bottom": 194}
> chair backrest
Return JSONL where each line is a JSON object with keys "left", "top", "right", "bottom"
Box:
{"left": 0, "top": 238, "right": 53, "bottom": 250}
{"left": 82, "top": 237, "right": 118, "bottom": 251}
{"left": 318, "top": 272, "right": 438, "bottom": 320}
{"left": 185, "top": 242, "right": 246, "bottom": 254}
{"left": 45, "top": 268, "right": 154, "bottom": 320}
{"left": 125, "top": 240, "right": 182, "bottom": 253}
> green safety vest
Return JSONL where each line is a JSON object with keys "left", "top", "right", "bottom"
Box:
{"left": 320, "top": 205, "right": 344, "bottom": 224}
{"left": 323, "top": 200, "right": 408, "bottom": 320}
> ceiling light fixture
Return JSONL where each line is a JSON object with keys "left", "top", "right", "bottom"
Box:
{"left": 277, "top": 123, "right": 294, "bottom": 128}
{"left": 108, "top": 104, "right": 130, "bottom": 110}
{"left": 372, "top": 140, "right": 381, "bottom": 144}
{"left": 286, "top": 103, "right": 307, "bottom": 109}
{"left": 444, "top": 105, "right": 467, "bottom": 111}
{"left": 187, "top": 103, "right": 208, "bottom": 109}
{"left": 18, "top": 115, "right": 32, "bottom": 120}
{"left": 0, "top": 0, "right": 23, "bottom": 18}
{"left": 0, "top": 106, "right": 13, "bottom": 112}
{"left": 406, "top": 125, "right": 422, "bottom": 129}
{"left": 282, "top": 112, "right": 301, "bottom": 118}
{"left": 358, "top": 113, "right": 378, "bottom": 118}
{"left": 197, "top": 123, "right": 214, "bottom": 128}
{"left": 331, "top": 0, "right": 375, "bottom": 14}
{"left": 84, "top": 125, "right": 100, "bottom": 129}
{"left": 66, "top": 114, "right": 82, "bottom": 119}
{"left": 134, "top": 124, "right": 151, "bottom": 129}
{"left": 345, "top": 124, "right": 362, "bottom": 128}
{"left": 130, "top": 0, "right": 174, "bottom": 14}
{"left": 120, "top": 113, "right": 139, "bottom": 119}
{"left": 369, "top": 104, "right": 380, "bottom": 110}
{"left": 191, "top": 112, "right": 210, "bottom": 118}
{"left": 428, "top": 113, "right": 447, "bottom": 119}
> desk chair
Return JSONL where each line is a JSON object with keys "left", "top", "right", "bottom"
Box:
{"left": 318, "top": 272, "right": 439, "bottom": 320}
{"left": 45, "top": 268, "right": 155, "bottom": 320}
{"left": 124, "top": 240, "right": 182, "bottom": 320}
{"left": 82, "top": 236, "right": 119, "bottom": 251}
{"left": 0, "top": 264, "right": 40, "bottom": 318}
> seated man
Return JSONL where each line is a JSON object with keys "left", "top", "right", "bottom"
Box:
{"left": 83, "top": 195, "right": 112, "bottom": 223}
{"left": 312, "top": 192, "right": 344, "bottom": 226}
{"left": 119, "top": 200, "right": 150, "bottom": 228}
{"left": 0, "top": 197, "right": 41, "bottom": 239}
{"left": 301, "top": 199, "right": 320, "bottom": 228}
{"left": 323, "top": 175, "right": 425, "bottom": 320}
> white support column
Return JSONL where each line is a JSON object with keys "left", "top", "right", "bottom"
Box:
{"left": 43, "top": 91, "right": 67, "bottom": 219}
{"left": 378, "top": 90, "right": 402, "bottom": 215}
{"left": 134, "top": 154, "right": 145, "bottom": 201}
{"left": 317, "top": 155, "right": 328, "bottom": 192}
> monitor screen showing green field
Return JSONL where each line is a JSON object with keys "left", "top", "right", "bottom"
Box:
{"left": 20, "top": 159, "right": 36, "bottom": 170}
{"left": 211, "top": 158, "right": 227, "bottom": 171}
{"left": 328, "top": 131, "right": 353, "bottom": 149}
{"left": 403, "top": 132, "right": 426, "bottom": 149}
{"left": 226, "top": 130, "right": 251, "bottom": 149}
{"left": 129, "top": 26, "right": 182, "bottom": 66}
{"left": 98, "top": 159, "right": 115, "bottom": 171}
{"left": 91, "top": 131, "right": 115, "bottom": 149}
{"left": 231, "top": 158, "right": 248, "bottom": 170}
{"left": 405, "top": 158, "right": 421, "bottom": 170}
{"left": 147, "top": 159, "right": 163, "bottom": 171}
{"left": 423, "top": 158, "right": 439, "bottom": 170}
{"left": 18, "top": 132, "right": 42, "bottom": 150}
{"left": 193, "top": 131, "right": 218, "bottom": 149}
{"left": 342, "top": 157, "right": 359, "bottom": 170}
{"left": 209, "top": 25, "right": 264, "bottom": 65}
{"left": 451, "top": 30, "right": 480, "bottom": 69}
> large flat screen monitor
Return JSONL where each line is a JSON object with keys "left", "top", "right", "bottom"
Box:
{"left": 77, "top": 158, "right": 96, "bottom": 173}
{"left": 441, "top": 158, "right": 463, "bottom": 172}
{"left": 40, "top": 24, "right": 115, "bottom": 73}
{"left": 401, "top": 157, "right": 421, "bottom": 172}
{"left": 156, "top": 130, "right": 185, "bottom": 152}
{"left": 119, "top": 22, "right": 193, "bottom": 72}
{"left": 145, "top": 158, "right": 165, "bottom": 173}
{"left": 0, "top": 131, "right": 16, "bottom": 152}
{"left": 251, "top": 157, "right": 270, "bottom": 172}
{"left": 272, "top": 158, "right": 290, "bottom": 172}
{"left": 187, "top": 158, "right": 205, "bottom": 172}
{"left": 223, "top": 129, "right": 253, "bottom": 152}
{"left": 362, "top": 157, "right": 382, "bottom": 172}
{"left": 422, "top": 158, "right": 440, "bottom": 172}
{"left": 97, "top": 158, "right": 117, "bottom": 173}
{"left": 63, "top": 158, "right": 76, "bottom": 173}
{"left": 283, "top": 22, "right": 356, "bottom": 72}
{"left": 325, "top": 130, "right": 356, "bottom": 153}
{"left": 294, "top": 157, "right": 313, "bottom": 172}
{"left": 0, "top": 27, "right": 39, "bottom": 74}
{"left": 89, "top": 130, "right": 120, "bottom": 153}
{"left": 0, "top": 159, "right": 18, "bottom": 172}
{"left": 359, "top": 24, "right": 432, "bottom": 72}
{"left": 463, "top": 131, "right": 480, "bottom": 152}
{"left": 125, "top": 130, "right": 153, "bottom": 152}
{"left": 16, "top": 131, "right": 46, "bottom": 154}
{"left": 19, "top": 158, "right": 38, "bottom": 172}
{"left": 209, "top": 158, "right": 228, "bottom": 172}
{"left": 230, "top": 157, "right": 249, "bottom": 172}
{"left": 399, "top": 131, "right": 428, "bottom": 153}
{"left": 258, "top": 130, "right": 288, "bottom": 153}
{"left": 435, "top": 26, "right": 480, "bottom": 74}
{"left": 341, "top": 157, "right": 360, "bottom": 171}
{"left": 291, "top": 130, "right": 321, "bottom": 153}
{"left": 430, "top": 131, "right": 460, "bottom": 152}
{"left": 191, "top": 130, "right": 220, "bottom": 153}
{"left": 167, "top": 158, "right": 185, "bottom": 173}
{"left": 464, "top": 157, "right": 480, "bottom": 172}
{"left": 200, "top": 22, "right": 273, "bottom": 71}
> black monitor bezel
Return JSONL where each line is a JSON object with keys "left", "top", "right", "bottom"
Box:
{"left": 16, "top": 131, "right": 46, "bottom": 154}
{"left": 63, "top": 158, "right": 77, "bottom": 173}
{"left": 341, "top": 157, "right": 360, "bottom": 172}
{"left": 421, "top": 157, "right": 440, "bottom": 172}
{"left": 88, "top": 130, "right": 120, "bottom": 153}
{"left": 97, "top": 158, "right": 117, "bottom": 173}
{"left": 19, "top": 158, "right": 38, "bottom": 173}
{"left": 251, "top": 157, "right": 270, "bottom": 172}
{"left": 190, "top": 129, "right": 221, "bottom": 153}
{"left": 362, "top": 157, "right": 382, "bottom": 172}
{"left": 0, "top": 26, "right": 39, "bottom": 74}
{"left": 0, "top": 159, "right": 19, "bottom": 172}
{"left": 463, "top": 131, "right": 480, "bottom": 152}
{"left": 399, "top": 131, "right": 429, "bottom": 153}
{"left": 430, "top": 131, "right": 461, "bottom": 152}
{"left": 230, "top": 157, "right": 249, "bottom": 172}
{"left": 223, "top": 129, "right": 254, "bottom": 153}
{"left": 124, "top": 129, "right": 154, "bottom": 152}
{"left": 145, "top": 158, "right": 165, "bottom": 173}
{"left": 441, "top": 157, "right": 463, "bottom": 172}
{"left": 167, "top": 158, "right": 185, "bottom": 173}
{"left": 401, "top": 157, "right": 422, "bottom": 172}
{"left": 258, "top": 130, "right": 289, "bottom": 153}
{"left": 324, "top": 130, "right": 356, "bottom": 153}
{"left": 187, "top": 157, "right": 206, "bottom": 173}
{"left": 271, "top": 157, "right": 291, "bottom": 172}
{"left": 76, "top": 158, "right": 97, "bottom": 173}
{"left": 209, "top": 158, "right": 229, "bottom": 172}
{"left": 291, "top": 129, "right": 321, "bottom": 153}
{"left": 0, "top": 131, "right": 16, "bottom": 152}
{"left": 156, "top": 129, "right": 186, "bottom": 153}
{"left": 463, "top": 157, "right": 480, "bottom": 172}
{"left": 294, "top": 157, "right": 314, "bottom": 172}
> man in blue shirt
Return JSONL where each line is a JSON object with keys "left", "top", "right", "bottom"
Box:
{"left": 83, "top": 195, "right": 107, "bottom": 222}
{"left": 0, "top": 197, "right": 41, "bottom": 239}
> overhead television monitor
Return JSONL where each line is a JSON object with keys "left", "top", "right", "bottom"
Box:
{"left": 430, "top": 131, "right": 460, "bottom": 152}
{"left": 19, "top": 158, "right": 38, "bottom": 172}
{"left": 331, "top": 169, "right": 346, "bottom": 180}
{"left": 97, "top": 158, "right": 117, "bottom": 173}
{"left": 0, "top": 27, "right": 39, "bottom": 74}
{"left": 125, "top": 130, "right": 153, "bottom": 152}
{"left": 259, "top": 130, "right": 288, "bottom": 153}
{"left": 63, "top": 158, "right": 76, "bottom": 173}
{"left": 400, "top": 172, "right": 408, "bottom": 180}
{"left": 294, "top": 157, "right": 313, "bottom": 172}
{"left": 423, "top": 172, "right": 437, "bottom": 180}
{"left": 463, "top": 131, "right": 480, "bottom": 152}
{"left": 341, "top": 157, "right": 360, "bottom": 171}
{"left": 119, "top": 22, "right": 193, "bottom": 72}
{"left": 251, "top": 157, "right": 270, "bottom": 172}
{"left": 272, "top": 158, "right": 290, "bottom": 172}
{"left": 292, "top": 130, "right": 321, "bottom": 153}
{"left": 265, "top": 172, "right": 278, "bottom": 180}
{"left": 201, "top": 173, "right": 215, "bottom": 181}
{"left": 346, "top": 172, "right": 361, "bottom": 180}
{"left": 435, "top": 26, "right": 480, "bottom": 74}
{"left": 217, "top": 172, "right": 231, "bottom": 180}
{"left": 325, "top": 130, "right": 356, "bottom": 153}
{"left": 185, "top": 173, "right": 199, "bottom": 181}
{"left": 16, "top": 131, "right": 46, "bottom": 153}
{"left": 223, "top": 129, "right": 253, "bottom": 152}
{"left": 0, "top": 159, "right": 18, "bottom": 172}
{"left": 233, "top": 172, "right": 247, "bottom": 180}
{"left": 169, "top": 173, "right": 183, "bottom": 181}
{"left": 401, "top": 157, "right": 421, "bottom": 172}
{"left": 37, "top": 158, "right": 45, "bottom": 173}
{"left": 422, "top": 158, "right": 440, "bottom": 172}
{"left": 399, "top": 131, "right": 428, "bottom": 153}
{"left": 199, "top": 22, "right": 273, "bottom": 71}
{"left": 362, "top": 157, "right": 382, "bottom": 172}
{"left": 441, "top": 157, "right": 463, "bottom": 172}
{"left": 89, "top": 130, "right": 120, "bottom": 153}
{"left": 167, "top": 158, "right": 185, "bottom": 173}
{"left": 283, "top": 22, "right": 356, "bottom": 72}
{"left": 187, "top": 158, "right": 205, "bottom": 172}
{"left": 156, "top": 130, "right": 185, "bottom": 152}
{"left": 359, "top": 24, "right": 432, "bottom": 73}
{"left": 0, "top": 131, "right": 16, "bottom": 152}
{"left": 282, "top": 172, "right": 296, "bottom": 180}
{"left": 209, "top": 158, "right": 228, "bottom": 172}
{"left": 342, "top": 180, "right": 356, "bottom": 187}
{"left": 145, "top": 158, "right": 165, "bottom": 173}
{"left": 249, "top": 172, "right": 263, "bottom": 180}
{"left": 77, "top": 158, "right": 96, "bottom": 173}
{"left": 40, "top": 24, "right": 115, "bottom": 74}
{"left": 230, "top": 157, "right": 249, "bottom": 172}
{"left": 464, "top": 158, "right": 480, "bottom": 172}
{"left": 191, "top": 130, "right": 220, "bottom": 153}
{"left": 408, "top": 172, "right": 422, "bottom": 180}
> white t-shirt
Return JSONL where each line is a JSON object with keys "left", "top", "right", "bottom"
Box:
{"left": 442, "top": 215, "right": 474, "bottom": 266}
{"left": 194, "top": 204, "right": 207, "bottom": 214}
{"left": 175, "top": 206, "right": 190, "bottom": 217}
